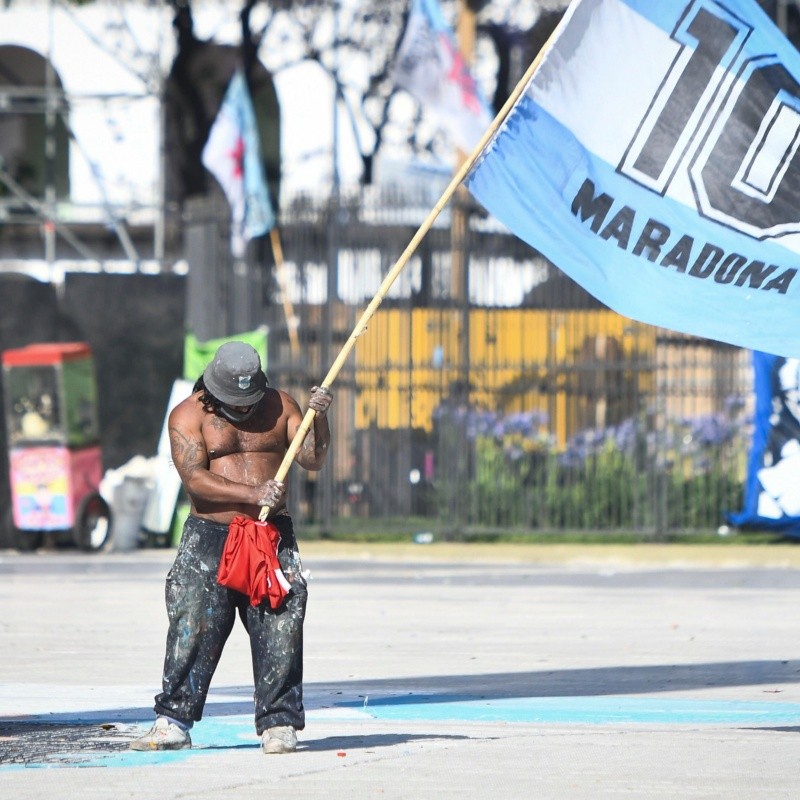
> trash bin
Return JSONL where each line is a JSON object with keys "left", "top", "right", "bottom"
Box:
{"left": 112, "top": 476, "right": 151, "bottom": 552}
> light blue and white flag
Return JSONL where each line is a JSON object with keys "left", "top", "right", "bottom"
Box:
{"left": 202, "top": 69, "right": 275, "bottom": 258}
{"left": 466, "top": 0, "right": 800, "bottom": 357}
{"left": 393, "top": 0, "right": 493, "bottom": 152}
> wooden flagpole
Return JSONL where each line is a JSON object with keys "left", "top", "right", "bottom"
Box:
{"left": 268, "top": 227, "right": 301, "bottom": 361}
{"left": 259, "top": 15, "right": 568, "bottom": 519}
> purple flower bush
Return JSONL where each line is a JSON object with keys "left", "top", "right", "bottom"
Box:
{"left": 432, "top": 396, "right": 750, "bottom": 531}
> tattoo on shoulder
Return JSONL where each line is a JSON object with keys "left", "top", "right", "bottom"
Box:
{"left": 169, "top": 428, "right": 204, "bottom": 474}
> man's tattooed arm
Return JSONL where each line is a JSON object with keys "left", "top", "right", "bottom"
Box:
{"left": 169, "top": 426, "right": 206, "bottom": 482}
{"left": 167, "top": 410, "right": 263, "bottom": 506}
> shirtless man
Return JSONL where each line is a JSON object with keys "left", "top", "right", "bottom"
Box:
{"left": 130, "top": 340, "right": 332, "bottom": 755}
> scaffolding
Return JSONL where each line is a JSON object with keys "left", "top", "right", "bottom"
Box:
{"left": 2, "top": 0, "right": 800, "bottom": 285}
{"left": 0, "top": 0, "right": 169, "bottom": 279}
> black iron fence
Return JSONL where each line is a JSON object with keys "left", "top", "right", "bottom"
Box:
{"left": 189, "top": 186, "right": 754, "bottom": 537}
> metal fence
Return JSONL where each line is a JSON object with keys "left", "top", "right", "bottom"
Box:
{"left": 191, "top": 186, "right": 754, "bottom": 537}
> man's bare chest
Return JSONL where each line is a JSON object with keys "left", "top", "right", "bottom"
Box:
{"left": 202, "top": 415, "right": 286, "bottom": 460}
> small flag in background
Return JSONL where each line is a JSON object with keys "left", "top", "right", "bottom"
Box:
{"left": 202, "top": 69, "right": 275, "bottom": 258}
{"left": 466, "top": 0, "right": 800, "bottom": 358}
{"left": 393, "top": 0, "right": 492, "bottom": 153}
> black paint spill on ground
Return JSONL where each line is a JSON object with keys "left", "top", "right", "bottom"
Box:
{"left": 0, "top": 721, "right": 136, "bottom": 765}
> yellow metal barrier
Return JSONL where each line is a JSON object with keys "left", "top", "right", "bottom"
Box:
{"left": 354, "top": 308, "right": 656, "bottom": 445}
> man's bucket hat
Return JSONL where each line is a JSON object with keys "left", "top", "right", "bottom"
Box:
{"left": 203, "top": 341, "right": 268, "bottom": 406}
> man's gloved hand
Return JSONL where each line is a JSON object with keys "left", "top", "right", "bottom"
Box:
{"left": 308, "top": 385, "right": 333, "bottom": 417}
{"left": 257, "top": 479, "right": 286, "bottom": 509}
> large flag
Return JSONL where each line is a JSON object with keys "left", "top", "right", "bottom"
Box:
{"left": 728, "top": 351, "right": 800, "bottom": 535}
{"left": 393, "top": 0, "right": 493, "bottom": 152}
{"left": 466, "top": 0, "right": 800, "bottom": 358}
{"left": 202, "top": 69, "right": 275, "bottom": 258}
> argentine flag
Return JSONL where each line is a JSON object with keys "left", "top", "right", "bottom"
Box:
{"left": 466, "top": 0, "right": 800, "bottom": 358}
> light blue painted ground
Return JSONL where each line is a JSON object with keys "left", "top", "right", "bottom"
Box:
{"left": 4, "top": 695, "right": 800, "bottom": 770}
{"left": 349, "top": 695, "right": 800, "bottom": 724}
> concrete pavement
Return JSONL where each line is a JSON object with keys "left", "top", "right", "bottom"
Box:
{"left": 1, "top": 541, "right": 800, "bottom": 798}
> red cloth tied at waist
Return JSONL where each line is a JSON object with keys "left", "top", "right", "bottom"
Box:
{"left": 217, "top": 515, "right": 292, "bottom": 608}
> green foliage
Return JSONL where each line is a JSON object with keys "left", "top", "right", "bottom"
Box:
{"left": 432, "top": 411, "right": 747, "bottom": 535}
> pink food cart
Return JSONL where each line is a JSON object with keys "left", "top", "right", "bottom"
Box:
{"left": 2, "top": 342, "right": 111, "bottom": 551}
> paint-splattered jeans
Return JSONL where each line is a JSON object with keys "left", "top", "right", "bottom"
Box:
{"left": 153, "top": 514, "right": 307, "bottom": 734}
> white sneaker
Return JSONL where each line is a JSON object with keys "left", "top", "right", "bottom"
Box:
{"left": 130, "top": 717, "right": 192, "bottom": 751}
{"left": 261, "top": 725, "right": 297, "bottom": 754}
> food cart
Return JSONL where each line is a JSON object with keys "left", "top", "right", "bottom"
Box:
{"left": 2, "top": 342, "right": 111, "bottom": 551}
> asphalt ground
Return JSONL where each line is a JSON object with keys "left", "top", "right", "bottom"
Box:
{"left": 2, "top": 540, "right": 800, "bottom": 798}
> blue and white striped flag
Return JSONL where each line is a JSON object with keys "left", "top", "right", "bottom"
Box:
{"left": 202, "top": 69, "right": 275, "bottom": 258}
{"left": 466, "top": 0, "right": 800, "bottom": 357}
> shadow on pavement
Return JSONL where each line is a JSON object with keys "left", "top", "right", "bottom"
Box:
{"left": 4, "top": 659, "right": 799, "bottom": 726}
{"left": 303, "top": 659, "right": 800, "bottom": 704}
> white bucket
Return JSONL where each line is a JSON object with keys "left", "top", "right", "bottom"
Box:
{"left": 111, "top": 476, "right": 151, "bottom": 551}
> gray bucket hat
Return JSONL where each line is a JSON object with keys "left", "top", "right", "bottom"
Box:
{"left": 203, "top": 341, "right": 268, "bottom": 406}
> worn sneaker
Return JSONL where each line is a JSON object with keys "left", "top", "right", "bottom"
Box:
{"left": 130, "top": 717, "right": 192, "bottom": 751}
{"left": 261, "top": 725, "right": 297, "bottom": 754}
